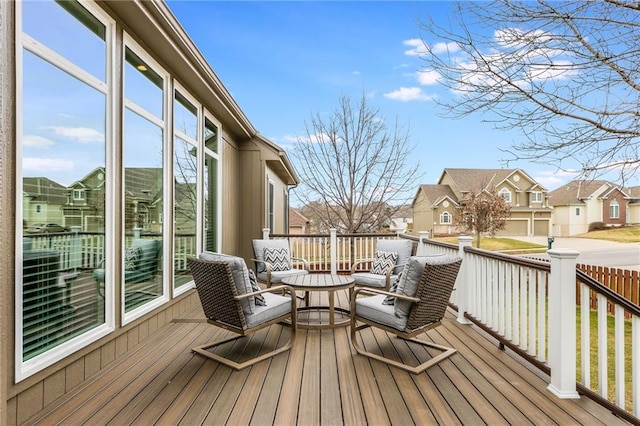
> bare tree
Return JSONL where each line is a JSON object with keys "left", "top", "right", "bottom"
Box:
{"left": 291, "top": 93, "right": 421, "bottom": 233}
{"left": 455, "top": 189, "right": 511, "bottom": 248}
{"left": 418, "top": 0, "right": 640, "bottom": 183}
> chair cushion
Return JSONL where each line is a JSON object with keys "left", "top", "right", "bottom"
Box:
{"left": 252, "top": 239, "right": 290, "bottom": 273}
{"left": 353, "top": 272, "right": 398, "bottom": 288}
{"left": 264, "top": 247, "right": 292, "bottom": 271}
{"left": 245, "top": 292, "right": 292, "bottom": 328}
{"left": 198, "top": 251, "right": 256, "bottom": 314}
{"left": 248, "top": 269, "right": 266, "bottom": 306}
{"left": 394, "top": 254, "right": 449, "bottom": 318}
{"left": 355, "top": 294, "right": 408, "bottom": 331}
{"left": 376, "top": 239, "right": 413, "bottom": 275}
{"left": 369, "top": 250, "right": 398, "bottom": 275}
{"left": 257, "top": 268, "right": 308, "bottom": 284}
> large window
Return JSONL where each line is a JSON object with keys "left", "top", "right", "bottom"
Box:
{"left": 268, "top": 181, "right": 275, "bottom": 232}
{"left": 440, "top": 211, "right": 452, "bottom": 224}
{"left": 204, "top": 117, "right": 220, "bottom": 253}
{"left": 499, "top": 188, "right": 511, "bottom": 203}
{"left": 123, "top": 41, "right": 166, "bottom": 316}
{"left": 531, "top": 192, "right": 542, "bottom": 203}
{"left": 610, "top": 200, "right": 620, "bottom": 219}
{"left": 173, "top": 89, "right": 199, "bottom": 290}
{"left": 18, "top": 0, "right": 111, "bottom": 379}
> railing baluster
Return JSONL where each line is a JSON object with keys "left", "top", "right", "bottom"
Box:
{"left": 615, "top": 304, "right": 625, "bottom": 408}
{"left": 598, "top": 293, "right": 608, "bottom": 398}
{"left": 581, "top": 283, "right": 591, "bottom": 388}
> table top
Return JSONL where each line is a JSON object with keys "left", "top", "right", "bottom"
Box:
{"left": 281, "top": 274, "right": 354, "bottom": 291}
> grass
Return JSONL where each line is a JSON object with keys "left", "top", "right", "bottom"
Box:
{"left": 576, "top": 306, "right": 633, "bottom": 412}
{"left": 574, "top": 225, "right": 640, "bottom": 243}
{"left": 433, "top": 236, "right": 546, "bottom": 251}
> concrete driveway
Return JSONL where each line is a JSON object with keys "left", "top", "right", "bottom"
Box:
{"left": 512, "top": 236, "right": 640, "bottom": 270}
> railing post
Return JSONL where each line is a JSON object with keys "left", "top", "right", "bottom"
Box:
{"left": 70, "top": 226, "right": 82, "bottom": 271}
{"left": 262, "top": 228, "right": 270, "bottom": 240}
{"left": 547, "top": 248, "right": 580, "bottom": 399}
{"left": 416, "top": 231, "right": 430, "bottom": 256}
{"left": 133, "top": 227, "right": 141, "bottom": 240}
{"left": 330, "top": 228, "right": 337, "bottom": 275}
{"left": 456, "top": 236, "right": 473, "bottom": 325}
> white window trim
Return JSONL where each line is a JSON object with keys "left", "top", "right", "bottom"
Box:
{"left": 531, "top": 191, "right": 542, "bottom": 202}
{"left": 499, "top": 188, "right": 511, "bottom": 202}
{"left": 610, "top": 200, "right": 620, "bottom": 219}
{"left": 440, "top": 211, "right": 452, "bottom": 224}
{"left": 15, "top": 0, "right": 116, "bottom": 382}
{"left": 199, "top": 111, "right": 222, "bottom": 256}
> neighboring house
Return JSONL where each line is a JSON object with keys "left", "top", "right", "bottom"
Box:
{"left": 388, "top": 204, "right": 413, "bottom": 233}
{"left": 548, "top": 180, "right": 640, "bottom": 236}
{"left": 289, "top": 207, "right": 311, "bottom": 234}
{"left": 1, "top": 1, "right": 298, "bottom": 422}
{"left": 22, "top": 177, "right": 68, "bottom": 228}
{"left": 412, "top": 168, "right": 552, "bottom": 237}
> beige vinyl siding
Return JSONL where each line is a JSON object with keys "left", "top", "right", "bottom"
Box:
{"left": 412, "top": 190, "right": 433, "bottom": 235}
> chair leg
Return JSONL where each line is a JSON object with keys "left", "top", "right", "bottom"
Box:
{"left": 193, "top": 327, "right": 295, "bottom": 371}
{"left": 350, "top": 325, "right": 456, "bottom": 374}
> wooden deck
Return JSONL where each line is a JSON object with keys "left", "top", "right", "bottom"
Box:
{"left": 26, "top": 290, "right": 630, "bottom": 425}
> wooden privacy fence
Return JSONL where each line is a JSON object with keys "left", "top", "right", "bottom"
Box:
{"left": 577, "top": 264, "right": 639, "bottom": 315}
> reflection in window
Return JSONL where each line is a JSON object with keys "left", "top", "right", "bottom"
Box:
{"left": 124, "top": 47, "right": 163, "bottom": 119}
{"left": 268, "top": 181, "right": 275, "bottom": 232}
{"left": 174, "top": 137, "right": 198, "bottom": 289}
{"left": 20, "top": 1, "right": 107, "bottom": 364}
{"left": 204, "top": 117, "right": 219, "bottom": 252}
{"left": 499, "top": 188, "right": 511, "bottom": 203}
{"left": 173, "top": 90, "right": 197, "bottom": 290}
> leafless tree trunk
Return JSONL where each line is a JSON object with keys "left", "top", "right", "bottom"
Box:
{"left": 291, "top": 93, "right": 421, "bottom": 234}
{"left": 418, "top": 0, "right": 640, "bottom": 183}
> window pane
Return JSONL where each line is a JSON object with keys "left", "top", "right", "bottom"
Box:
{"left": 124, "top": 47, "right": 163, "bottom": 119}
{"left": 21, "top": 50, "right": 106, "bottom": 361}
{"left": 174, "top": 91, "right": 197, "bottom": 140}
{"left": 174, "top": 137, "right": 197, "bottom": 289}
{"left": 204, "top": 117, "right": 218, "bottom": 153}
{"left": 123, "top": 109, "right": 164, "bottom": 312}
{"left": 204, "top": 151, "right": 218, "bottom": 252}
{"left": 23, "top": 0, "right": 106, "bottom": 81}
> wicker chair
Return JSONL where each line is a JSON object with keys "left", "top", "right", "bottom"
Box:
{"left": 187, "top": 256, "right": 297, "bottom": 370}
{"left": 350, "top": 256, "right": 462, "bottom": 374}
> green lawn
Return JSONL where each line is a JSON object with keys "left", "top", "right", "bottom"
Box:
{"left": 433, "top": 236, "right": 546, "bottom": 251}
{"left": 574, "top": 225, "right": 640, "bottom": 243}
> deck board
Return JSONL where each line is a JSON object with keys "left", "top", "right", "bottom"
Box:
{"left": 25, "top": 289, "right": 632, "bottom": 426}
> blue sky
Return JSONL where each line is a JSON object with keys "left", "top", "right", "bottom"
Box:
{"left": 166, "top": 1, "right": 633, "bottom": 192}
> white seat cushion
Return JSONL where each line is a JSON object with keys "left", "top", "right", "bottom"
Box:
{"left": 245, "top": 292, "right": 292, "bottom": 328}
{"left": 355, "top": 294, "right": 408, "bottom": 331}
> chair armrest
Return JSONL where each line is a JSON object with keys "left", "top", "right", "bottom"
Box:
{"left": 350, "top": 259, "right": 374, "bottom": 274}
{"left": 291, "top": 257, "right": 310, "bottom": 271}
{"left": 382, "top": 261, "right": 406, "bottom": 290}
{"left": 251, "top": 258, "right": 273, "bottom": 286}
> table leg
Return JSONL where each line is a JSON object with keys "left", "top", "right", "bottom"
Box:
{"left": 329, "top": 290, "right": 335, "bottom": 326}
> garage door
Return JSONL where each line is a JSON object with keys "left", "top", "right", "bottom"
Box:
{"left": 533, "top": 219, "right": 549, "bottom": 236}
{"left": 501, "top": 220, "right": 528, "bottom": 236}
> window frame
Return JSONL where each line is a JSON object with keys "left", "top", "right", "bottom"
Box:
{"left": 15, "top": 0, "right": 116, "bottom": 382}
{"left": 499, "top": 188, "right": 511, "bottom": 203}
{"left": 268, "top": 180, "right": 275, "bottom": 232}
{"left": 530, "top": 191, "right": 542, "bottom": 203}
{"left": 440, "top": 211, "right": 452, "bottom": 224}
{"left": 609, "top": 200, "right": 620, "bottom": 219}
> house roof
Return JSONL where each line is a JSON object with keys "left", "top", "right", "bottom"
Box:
{"left": 415, "top": 184, "right": 458, "bottom": 207}
{"left": 439, "top": 168, "right": 544, "bottom": 193}
{"left": 548, "top": 180, "right": 613, "bottom": 206}
{"left": 289, "top": 208, "right": 310, "bottom": 227}
{"left": 23, "top": 177, "right": 68, "bottom": 204}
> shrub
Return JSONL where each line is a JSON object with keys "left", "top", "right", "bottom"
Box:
{"left": 588, "top": 221, "right": 607, "bottom": 231}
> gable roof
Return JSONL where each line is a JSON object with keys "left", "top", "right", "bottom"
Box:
{"left": 23, "top": 177, "right": 68, "bottom": 204}
{"left": 289, "top": 208, "right": 310, "bottom": 227}
{"left": 439, "top": 168, "right": 546, "bottom": 193}
{"left": 415, "top": 184, "right": 458, "bottom": 207}
{"left": 548, "top": 180, "right": 612, "bottom": 206}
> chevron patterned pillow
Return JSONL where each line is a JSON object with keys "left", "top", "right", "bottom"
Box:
{"left": 264, "top": 247, "right": 293, "bottom": 271}
{"left": 370, "top": 250, "right": 398, "bottom": 275}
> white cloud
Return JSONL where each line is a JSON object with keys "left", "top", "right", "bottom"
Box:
{"left": 417, "top": 69, "right": 441, "bottom": 85}
{"left": 47, "top": 126, "right": 103, "bottom": 143}
{"left": 535, "top": 170, "right": 580, "bottom": 189}
{"left": 384, "top": 87, "right": 434, "bottom": 102}
{"left": 23, "top": 135, "right": 54, "bottom": 149}
{"left": 403, "top": 39, "right": 428, "bottom": 56}
{"left": 23, "top": 157, "right": 74, "bottom": 171}
{"left": 431, "top": 41, "right": 460, "bottom": 55}
{"left": 352, "top": 70, "right": 361, "bottom": 75}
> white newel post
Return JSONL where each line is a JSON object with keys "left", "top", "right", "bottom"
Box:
{"left": 547, "top": 248, "right": 580, "bottom": 399}
{"left": 415, "top": 231, "right": 430, "bottom": 256}
{"left": 133, "top": 227, "right": 141, "bottom": 240}
{"left": 70, "top": 226, "right": 82, "bottom": 271}
{"left": 456, "top": 236, "right": 473, "bottom": 325}
{"left": 330, "top": 228, "right": 337, "bottom": 275}
{"left": 262, "top": 228, "right": 270, "bottom": 240}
